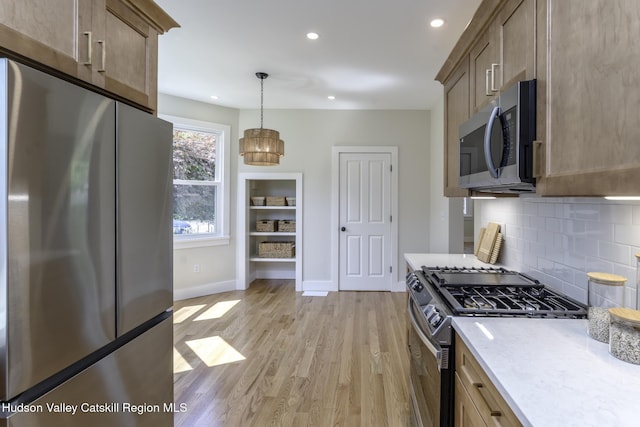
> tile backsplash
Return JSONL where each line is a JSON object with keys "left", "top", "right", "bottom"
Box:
{"left": 475, "top": 197, "right": 640, "bottom": 308}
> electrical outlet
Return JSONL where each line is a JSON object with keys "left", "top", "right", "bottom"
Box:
{"left": 193, "top": 264, "right": 200, "bottom": 273}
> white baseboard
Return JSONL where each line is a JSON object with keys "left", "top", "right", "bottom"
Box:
{"left": 255, "top": 269, "right": 295, "bottom": 280}
{"left": 173, "top": 280, "right": 237, "bottom": 301}
{"left": 302, "top": 280, "right": 405, "bottom": 292}
{"left": 174, "top": 278, "right": 406, "bottom": 300}
{"left": 302, "top": 280, "right": 338, "bottom": 292}
{"left": 392, "top": 280, "right": 407, "bottom": 292}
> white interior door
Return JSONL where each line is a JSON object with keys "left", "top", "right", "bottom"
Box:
{"left": 339, "top": 152, "right": 392, "bottom": 291}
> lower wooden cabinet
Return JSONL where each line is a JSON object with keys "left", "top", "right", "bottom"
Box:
{"left": 455, "top": 374, "right": 487, "bottom": 427}
{"left": 455, "top": 334, "right": 522, "bottom": 427}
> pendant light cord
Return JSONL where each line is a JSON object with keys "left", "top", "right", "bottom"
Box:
{"left": 260, "top": 76, "right": 264, "bottom": 129}
{"left": 256, "top": 72, "right": 268, "bottom": 129}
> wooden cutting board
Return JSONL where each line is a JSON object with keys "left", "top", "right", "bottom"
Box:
{"left": 477, "top": 222, "right": 500, "bottom": 263}
{"left": 489, "top": 233, "right": 503, "bottom": 264}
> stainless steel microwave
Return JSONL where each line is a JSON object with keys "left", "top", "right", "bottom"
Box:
{"left": 459, "top": 79, "right": 536, "bottom": 193}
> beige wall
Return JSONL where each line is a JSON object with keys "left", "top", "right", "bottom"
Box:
{"left": 160, "top": 92, "right": 437, "bottom": 296}
{"left": 428, "top": 96, "right": 464, "bottom": 253}
{"left": 159, "top": 93, "right": 240, "bottom": 299}
{"left": 238, "top": 109, "right": 432, "bottom": 287}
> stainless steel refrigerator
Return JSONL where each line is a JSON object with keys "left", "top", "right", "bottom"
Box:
{"left": 0, "top": 58, "right": 174, "bottom": 426}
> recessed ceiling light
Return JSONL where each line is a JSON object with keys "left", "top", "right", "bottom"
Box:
{"left": 430, "top": 18, "right": 445, "bottom": 28}
{"left": 306, "top": 32, "right": 319, "bottom": 40}
{"left": 210, "top": 95, "right": 219, "bottom": 100}
{"left": 328, "top": 95, "right": 335, "bottom": 100}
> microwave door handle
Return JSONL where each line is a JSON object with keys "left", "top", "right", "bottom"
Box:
{"left": 484, "top": 106, "right": 501, "bottom": 179}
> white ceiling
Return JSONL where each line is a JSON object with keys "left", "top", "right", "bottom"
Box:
{"left": 155, "top": 0, "right": 482, "bottom": 110}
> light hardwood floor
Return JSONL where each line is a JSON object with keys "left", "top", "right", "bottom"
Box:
{"left": 173, "top": 280, "right": 409, "bottom": 426}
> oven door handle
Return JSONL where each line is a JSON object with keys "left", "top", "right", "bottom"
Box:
{"left": 408, "top": 298, "right": 443, "bottom": 370}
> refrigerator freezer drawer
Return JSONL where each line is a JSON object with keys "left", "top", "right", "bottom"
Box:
{"left": 1, "top": 316, "right": 173, "bottom": 427}
{"left": 116, "top": 102, "right": 173, "bottom": 336}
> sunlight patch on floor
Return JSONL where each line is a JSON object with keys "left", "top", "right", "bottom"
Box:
{"left": 194, "top": 300, "right": 241, "bottom": 321}
{"left": 173, "top": 304, "right": 206, "bottom": 324}
{"left": 186, "top": 336, "right": 246, "bottom": 367}
{"left": 173, "top": 347, "right": 194, "bottom": 373}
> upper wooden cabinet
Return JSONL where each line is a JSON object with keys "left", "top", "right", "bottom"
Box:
{"left": 469, "top": 25, "right": 498, "bottom": 113}
{"left": 0, "top": 0, "right": 178, "bottom": 113}
{"left": 0, "top": 0, "right": 92, "bottom": 78}
{"left": 498, "top": 0, "right": 535, "bottom": 89}
{"left": 535, "top": 0, "right": 640, "bottom": 196}
{"left": 445, "top": 0, "right": 535, "bottom": 114}
{"left": 438, "top": 0, "right": 640, "bottom": 197}
{"left": 444, "top": 58, "right": 471, "bottom": 197}
{"left": 437, "top": 0, "right": 535, "bottom": 197}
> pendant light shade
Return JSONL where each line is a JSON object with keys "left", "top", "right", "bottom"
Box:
{"left": 239, "top": 72, "right": 284, "bottom": 166}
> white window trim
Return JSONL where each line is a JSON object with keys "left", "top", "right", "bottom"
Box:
{"left": 160, "top": 114, "right": 231, "bottom": 249}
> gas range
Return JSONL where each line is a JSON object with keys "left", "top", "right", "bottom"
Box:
{"left": 406, "top": 265, "right": 587, "bottom": 345}
{"left": 406, "top": 265, "right": 587, "bottom": 427}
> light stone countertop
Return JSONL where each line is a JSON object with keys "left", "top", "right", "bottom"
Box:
{"left": 453, "top": 317, "right": 640, "bottom": 427}
{"left": 404, "top": 253, "right": 640, "bottom": 427}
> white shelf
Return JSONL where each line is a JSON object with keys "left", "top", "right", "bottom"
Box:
{"left": 249, "top": 257, "right": 296, "bottom": 263}
{"left": 250, "top": 206, "right": 296, "bottom": 210}
{"left": 250, "top": 232, "right": 296, "bottom": 236}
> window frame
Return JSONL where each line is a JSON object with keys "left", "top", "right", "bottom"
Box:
{"left": 161, "top": 114, "right": 231, "bottom": 249}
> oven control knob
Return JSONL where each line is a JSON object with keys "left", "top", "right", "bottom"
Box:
{"left": 412, "top": 282, "right": 423, "bottom": 292}
{"left": 424, "top": 304, "right": 435, "bottom": 317}
{"left": 426, "top": 306, "right": 442, "bottom": 326}
{"left": 430, "top": 313, "right": 443, "bottom": 327}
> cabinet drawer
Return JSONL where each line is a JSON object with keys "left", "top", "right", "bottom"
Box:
{"left": 455, "top": 335, "right": 522, "bottom": 427}
{"left": 455, "top": 374, "right": 487, "bottom": 427}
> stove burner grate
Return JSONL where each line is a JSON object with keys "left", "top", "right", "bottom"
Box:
{"left": 419, "top": 266, "right": 587, "bottom": 318}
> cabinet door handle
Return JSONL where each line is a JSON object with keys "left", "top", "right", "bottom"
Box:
{"left": 485, "top": 69, "right": 492, "bottom": 96}
{"left": 460, "top": 361, "right": 502, "bottom": 418}
{"left": 490, "top": 63, "right": 499, "bottom": 92}
{"left": 474, "top": 383, "right": 502, "bottom": 417}
{"left": 97, "top": 40, "right": 106, "bottom": 72}
{"left": 83, "top": 31, "right": 92, "bottom": 65}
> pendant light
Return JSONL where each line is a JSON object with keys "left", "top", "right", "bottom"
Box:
{"left": 239, "top": 72, "right": 284, "bottom": 165}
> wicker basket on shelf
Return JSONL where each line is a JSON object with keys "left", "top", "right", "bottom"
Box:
{"left": 277, "top": 220, "right": 296, "bottom": 232}
{"left": 258, "top": 241, "right": 295, "bottom": 258}
{"left": 256, "top": 220, "right": 276, "bottom": 232}
{"left": 266, "top": 196, "right": 286, "bottom": 206}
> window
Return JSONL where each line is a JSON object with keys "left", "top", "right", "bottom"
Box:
{"left": 161, "top": 115, "right": 230, "bottom": 248}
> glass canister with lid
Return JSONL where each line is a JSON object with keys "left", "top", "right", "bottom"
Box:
{"left": 608, "top": 308, "right": 640, "bottom": 365}
{"left": 587, "top": 272, "right": 626, "bottom": 343}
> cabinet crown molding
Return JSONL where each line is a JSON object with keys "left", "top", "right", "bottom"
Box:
{"left": 116, "top": 0, "right": 180, "bottom": 33}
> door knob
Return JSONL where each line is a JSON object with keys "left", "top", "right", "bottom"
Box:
{"left": 341, "top": 227, "right": 346, "bottom": 232}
